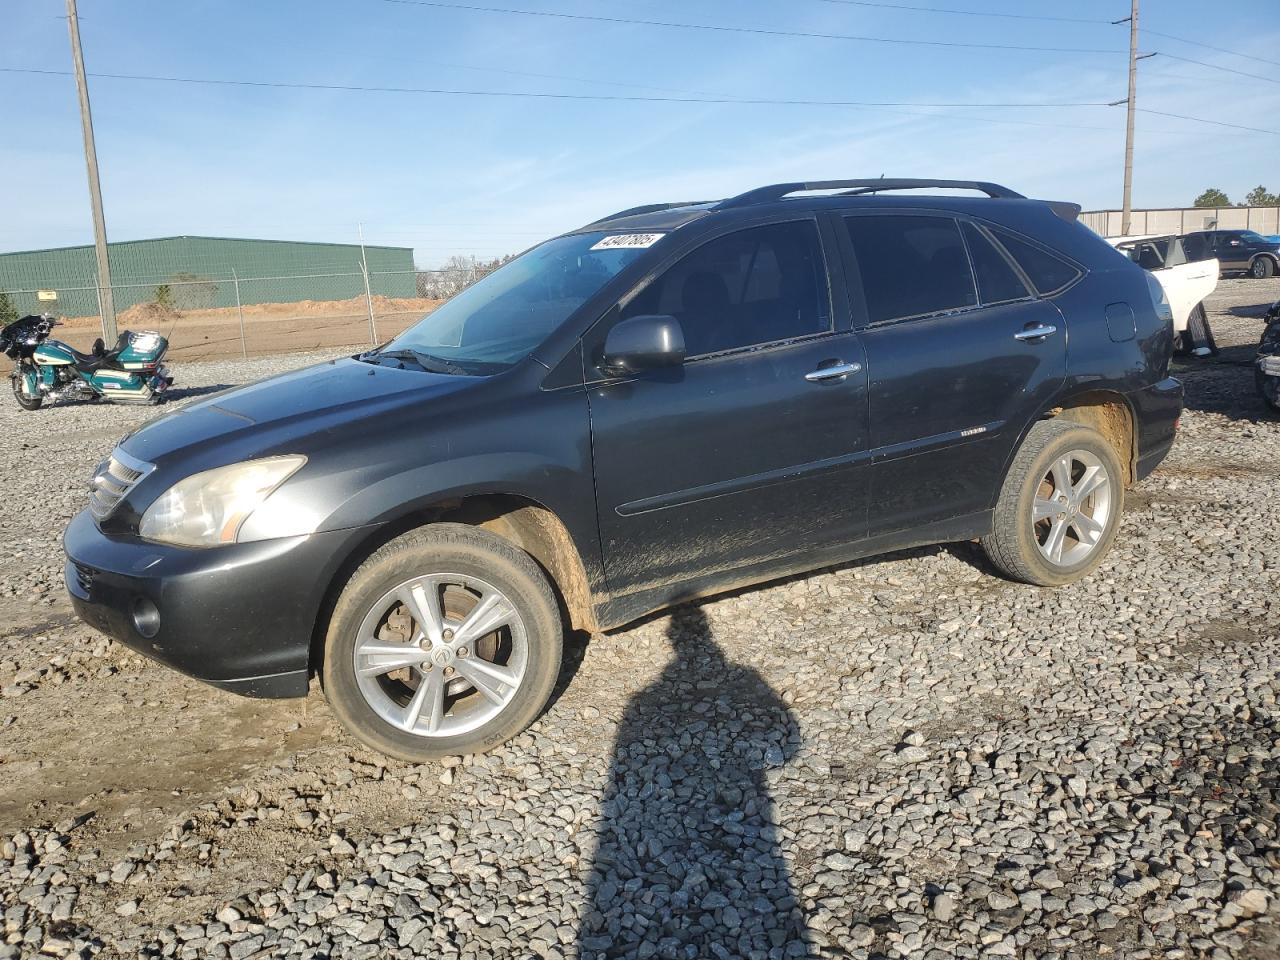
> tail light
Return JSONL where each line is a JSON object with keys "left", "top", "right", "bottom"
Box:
{"left": 1145, "top": 273, "right": 1173, "bottom": 327}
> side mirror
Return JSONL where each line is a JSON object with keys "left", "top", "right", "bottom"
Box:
{"left": 601, "top": 315, "right": 685, "bottom": 376}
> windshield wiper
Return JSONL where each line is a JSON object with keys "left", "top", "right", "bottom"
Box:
{"left": 368, "top": 348, "right": 469, "bottom": 375}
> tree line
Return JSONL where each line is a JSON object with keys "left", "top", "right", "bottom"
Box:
{"left": 417, "top": 254, "right": 515, "bottom": 300}
{"left": 1194, "top": 186, "right": 1280, "bottom": 208}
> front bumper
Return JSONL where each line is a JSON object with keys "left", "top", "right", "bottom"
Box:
{"left": 1132, "top": 376, "right": 1184, "bottom": 481}
{"left": 63, "top": 510, "right": 372, "bottom": 698}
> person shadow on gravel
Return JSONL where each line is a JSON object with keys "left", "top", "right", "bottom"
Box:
{"left": 578, "top": 603, "right": 812, "bottom": 959}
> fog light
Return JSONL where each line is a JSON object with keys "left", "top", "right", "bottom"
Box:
{"left": 132, "top": 597, "right": 160, "bottom": 639}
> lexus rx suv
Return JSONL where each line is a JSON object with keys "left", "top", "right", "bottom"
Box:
{"left": 64, "top": 178, "right": 1183, "bottom": 761}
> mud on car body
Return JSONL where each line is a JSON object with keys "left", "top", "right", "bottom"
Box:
{"left": 64, "top": 178, "right": 1183, "bottom": 761}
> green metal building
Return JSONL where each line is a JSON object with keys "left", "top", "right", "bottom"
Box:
{"left": 0, "top": 236, "right": 416, "bottom": 317}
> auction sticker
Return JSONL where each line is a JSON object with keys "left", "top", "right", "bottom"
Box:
{"left": 591, "top": 233, "right": 665, "bottom": 250}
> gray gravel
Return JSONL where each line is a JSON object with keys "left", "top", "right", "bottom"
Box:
{"left": 1, "top": 281, "right": 1279, "bottom": 959}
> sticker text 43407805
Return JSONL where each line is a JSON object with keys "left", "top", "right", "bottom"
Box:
{"left": 590, "top": 234, "right": 665, "bottom": 251}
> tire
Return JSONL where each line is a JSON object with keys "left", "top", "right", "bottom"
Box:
{"left": 1185, "top": 302, "right": 1217, "bottom": 357}
{"left": 1252, "top": 256, "right": 1276, "bottom": 280}
{"left": 1257, "top": 323, "right": 1280, "bottom": 413}
{"left": 321, "top": 523, "right": 563, "bottom": 762}
{"left": 1258, "top": 368, "right": 1280, "bottom": 413}
{"left": 981, "top": 419, "right": 1125, "bottom": 587}
{"left": 10, "top": 370, "right": 42, "bottom": 411}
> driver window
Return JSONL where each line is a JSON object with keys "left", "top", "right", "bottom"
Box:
{"left": 620, "top": 220, "right": 831, "bottom": 357}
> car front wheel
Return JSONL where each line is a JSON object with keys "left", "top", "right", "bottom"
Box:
{"left": 981, "top": 418, "right": 1125, "bottom": 586}
{"left": 1252, "top": 256, "right": 1276, "bottom": 279}
{"left": 321, "top": 523, "right": 563, "bottom": 761}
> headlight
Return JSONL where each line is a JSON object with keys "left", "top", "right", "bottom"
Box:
{"left": 139, "top": 456, "right": 306, "bottom": 547}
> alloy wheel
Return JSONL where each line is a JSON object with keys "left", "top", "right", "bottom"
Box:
{"left": 353, "top": 573, "right": 528, "bottom": 738}
{"left": 1031, "top": 449, "right": 1113, "bottom": 567}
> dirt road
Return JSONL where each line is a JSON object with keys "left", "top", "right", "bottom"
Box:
{"left": 10, "top": 295, "right": 440, "bottom": 365}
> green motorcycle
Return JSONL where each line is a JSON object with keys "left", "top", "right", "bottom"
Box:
{"left": 2, "top": 314, "right": 173, "bottom": 411}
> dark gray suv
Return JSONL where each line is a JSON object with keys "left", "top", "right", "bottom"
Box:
{"left": 65, "top": 178, "right": 1183, "bottom": 761}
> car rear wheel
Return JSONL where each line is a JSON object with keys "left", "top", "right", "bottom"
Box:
{"left": 1257, "top": 323, "right": 1280, "bottom": 413}
{"left": 1180, "top": 302, "right": 1217, "bottom": 357}
{"left": 1252, "top": 256, "right": 1276, "bottom": 279}
{"left": 981, "top": 418, "right": 1125, "bottom": 586}
{"left": 321, "top": 523, "right": 563, "bottom": 761}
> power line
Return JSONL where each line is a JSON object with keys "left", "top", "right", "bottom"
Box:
{"left": 811, "top": 0, "right": 1108, "bottom": 24}
{"left": 1140, "top": 65, "right": 1244, "bottom": 88}
{"left": 1142, "top": 28, "right": 1280, "bottom": 70}
{"left": 378, "top": 0, "right": 1125, "bottom": 54}
{"left": 0, "top": 67, "right": 1112, "bottom": 108}
{"left": 408, "top": 57, "right": 724, "bottom": 98}
{"left": 1135, "top": 107, "right": 1280, "bottom": 137}
{"left": 3, "top": 64, "right": 1134, "bottom": 133}
{"left": 1153, "top": 52, "right": 1280, "bottom": 86}
{"left": 6, "top": 65, "right": 1275, "bottom": 136}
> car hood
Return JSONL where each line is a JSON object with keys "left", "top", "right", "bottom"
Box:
{"left": 120, "top": 357, "right": 478, "bottom": 464}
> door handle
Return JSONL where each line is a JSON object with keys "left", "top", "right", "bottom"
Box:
{"left": 804, "top": 361, "right": 862, "bottom": 382}
{"left": 1014, "top": 324, "right": 1058, "bottom": 342}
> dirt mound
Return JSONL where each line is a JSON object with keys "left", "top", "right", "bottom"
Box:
{"left": 63, "top": 295, "right": 443, "bottom": 330}
{"left": 116, "top": 302, "right": 182, "bottom": 327}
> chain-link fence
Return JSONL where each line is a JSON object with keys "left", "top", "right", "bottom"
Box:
{"left": 0, "top": 263, "right": 497, "bottom": 363}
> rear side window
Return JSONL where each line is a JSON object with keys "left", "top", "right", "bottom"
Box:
{"left": 961, "top": 222, "right": 1030, "bottom": 304}
{"left": 1182, "top": 233, "right": 1212, "bottom": 262}
{"left": 989, "top": 228, "right": 1081, "bottom": 295}
{"left": 621, "top": 220, "right": 830, "bottom": 357}
{"left": 843, "top": 215, "right": 977, "bottom": 324}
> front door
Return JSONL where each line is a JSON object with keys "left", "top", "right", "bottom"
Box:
{"left": 586, "top": 219, "right": 871, "bottom": 597}
{"left": 838, "top": 213, "right": 1068, "bottom": 535}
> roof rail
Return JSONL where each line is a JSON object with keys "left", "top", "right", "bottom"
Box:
{"left": 589, "top": 201, "right": 709, "bottom": 224}
{"left": 716, "top": 179, "right": 1026, "bottom": 209}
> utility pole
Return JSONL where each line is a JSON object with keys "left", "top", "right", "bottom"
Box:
{"left": 1113, "top": 0, "right": 1153, "bottom": 238}
{"left": 358, "top": 224, "right": 379, "bottom": 347}
{"left": 65, "top": 0, "right": 117, "bottom": 342}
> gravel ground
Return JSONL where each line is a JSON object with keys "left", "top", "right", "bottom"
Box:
{"left": 1, "top": 279, "right": 1278, "bottom": 960}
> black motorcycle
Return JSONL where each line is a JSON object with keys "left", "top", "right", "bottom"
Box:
{"left": 1256, "top": 300, "right": 1280, "bottom": 412}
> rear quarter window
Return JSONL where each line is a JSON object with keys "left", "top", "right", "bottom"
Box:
{"left": 989, "top": 228, "right": 1082, "bottom": 296}
{"left": 961, "top": 221, "right": 1030, "bottom": 304}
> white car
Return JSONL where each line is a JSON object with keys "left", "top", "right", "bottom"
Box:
{"left": 1108, "top": 234, "right": 1219, "bottom": 354}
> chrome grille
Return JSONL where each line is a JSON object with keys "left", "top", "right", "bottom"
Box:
{"left": 89, "top": 448, "right": 154, "bottom": 519}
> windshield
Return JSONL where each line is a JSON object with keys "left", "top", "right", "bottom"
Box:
{"left": 1239, "top": 231, "right": 1267, "bottom": 243}
{"left": 375, "top": 232, "right": 659, "bottom": 372}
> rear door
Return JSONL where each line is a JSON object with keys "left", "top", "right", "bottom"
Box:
{"left": 836, "top": 212, "right": 1069, "bottom": 536}
{"left": 1118, "top": 237, "right": 1216, "bottom": 334}
{"left": 586, "top": 218, "right": 871, "bottom": 597}
{"left": 1156, "top": 238, "right": 1217, "bottom": 332}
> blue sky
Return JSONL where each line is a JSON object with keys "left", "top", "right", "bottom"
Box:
{"left": 2, "top": 0, "right": 1279, "bottom": 267}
